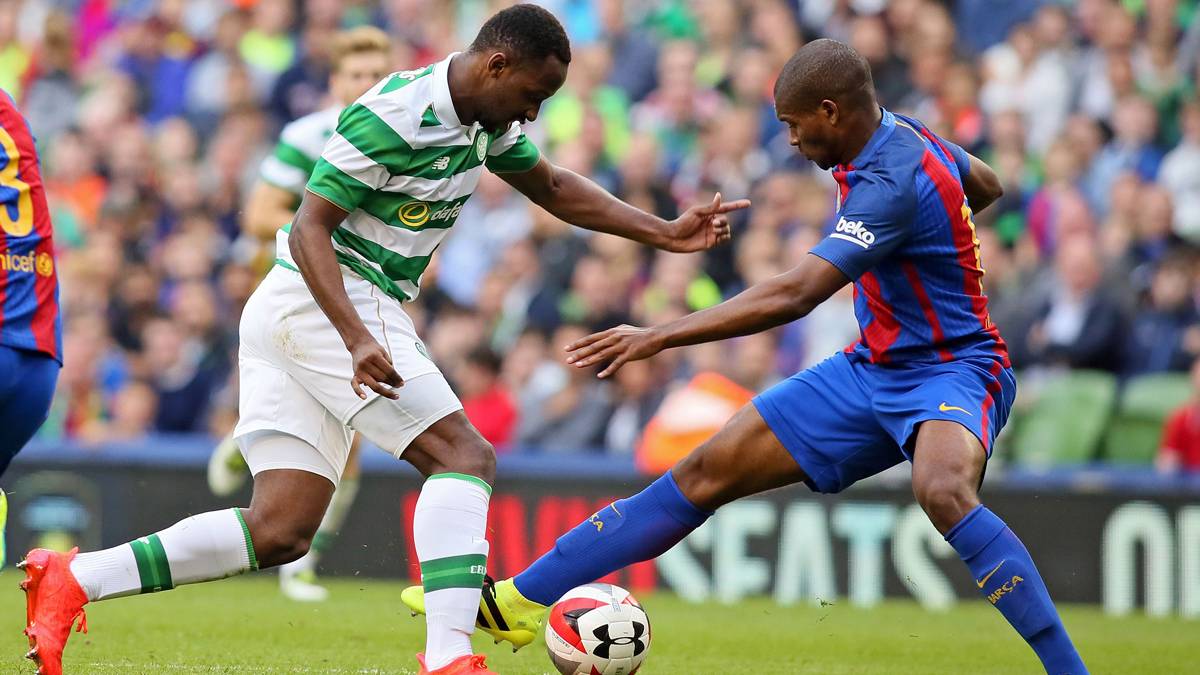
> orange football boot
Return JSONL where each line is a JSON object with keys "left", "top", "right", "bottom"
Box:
{"left": 416, "top": 653, "right": 499, "bottom": 674}
{"left": 19, "top": 548, "right": 89, "bottom": 675}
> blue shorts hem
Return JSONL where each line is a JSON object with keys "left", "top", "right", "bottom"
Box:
{"left": 752, "top": 395, "right": 836, "bottom": 494}
{"left": 897, "top": 413, "right": 995, "bottom": 461}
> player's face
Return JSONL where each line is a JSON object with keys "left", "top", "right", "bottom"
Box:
{"left": 777, "top": 102, "right": 840, "bottom": 170}
{"left": 478, "top": 54, "right": 567, "bottom": 135}
{"left": 331, "top": 51, "right": 392, "bottom": 106}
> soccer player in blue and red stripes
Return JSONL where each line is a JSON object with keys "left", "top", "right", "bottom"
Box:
{"left": 403, "top": 40, "right": 1088, "bottom": 673}
{"left": 0, "top": 90, "right": 62, "bottom": 565}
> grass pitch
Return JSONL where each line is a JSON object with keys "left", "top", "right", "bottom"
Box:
{"left": 0, "top": 575, "right": 1194, "bottom": 673}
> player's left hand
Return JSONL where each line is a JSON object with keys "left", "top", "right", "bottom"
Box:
{"left": 565, "top": 324, "right": 665, "bottom": 378}
{"left": 662, "top": 192, "right": 750, "bottom": 253}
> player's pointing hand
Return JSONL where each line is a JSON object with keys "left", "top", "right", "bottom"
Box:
{"left": 663, "top": 192, "right": 750, "bottom": 253}
{"left": 348, "top": 337, "right": 404, "bottom": 399}
{"left": 565, "top": 324, "right": 665, "bottom": 378}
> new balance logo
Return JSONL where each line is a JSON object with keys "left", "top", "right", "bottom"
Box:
{"left": 432, "top": 156, "right": 450, "bottom": 171}
{"left": 831, "top": 217, "right": 876, "bottom": 249}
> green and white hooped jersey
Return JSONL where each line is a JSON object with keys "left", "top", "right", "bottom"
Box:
{"left": 274, "top": 53, "right": 542, "bottom": 303}
{"left": 259, "top": 106, "right": 341, "bottom": 201}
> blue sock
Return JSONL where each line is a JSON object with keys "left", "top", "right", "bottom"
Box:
{"left": 946, "top": 505, "right": 1088, "bottom": 675}
{"left": 514, "top": 472, "right": 712, "bottom": 605}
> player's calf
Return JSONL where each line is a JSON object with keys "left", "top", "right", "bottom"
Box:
{"left": 394, "top": 412, "right": 497, "bottom": 671}
{"left": 513, "top": 405, "right": 804, "bottom": 607}
{"left": 912, "top": 422, "right": 1087, "bottom": 674}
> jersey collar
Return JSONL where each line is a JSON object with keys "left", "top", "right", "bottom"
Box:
{"left": 846, "top": 107, "right": 896, "bottom": 169}
{"left": 431, "top": 52, "right": 466, "bottom": 130}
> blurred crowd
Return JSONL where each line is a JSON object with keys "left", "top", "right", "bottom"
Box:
{"left": 8, "top": 0, "right": 1200, "bottom": 460}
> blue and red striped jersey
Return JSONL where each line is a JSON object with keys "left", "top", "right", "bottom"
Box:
{"left": 0, "top": 90, "right": 60, "bottom": 362}
{"left": 809, "top": 108, "right": 1008, "bottom": 366}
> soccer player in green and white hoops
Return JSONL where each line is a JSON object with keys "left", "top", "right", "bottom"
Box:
{"left": 205, "top": 25, "right": 393, "bottom": 604}
{"left": 19, "top": 6, "right": 748, "bottom": 675}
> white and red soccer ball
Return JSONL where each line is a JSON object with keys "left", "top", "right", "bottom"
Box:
{"left": 544, "top": 583, "right": 651, "bottom": 675}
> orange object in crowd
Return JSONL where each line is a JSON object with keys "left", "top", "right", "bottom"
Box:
{"left": 636, "top": 372, "right": 754, "bottom": 474}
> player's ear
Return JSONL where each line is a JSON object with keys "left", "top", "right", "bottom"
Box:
{"left": 485, "top": 52, "right": 508, "bottom": 78}
{"left": 820, "top": 99, "right": 839, "bottom": 125}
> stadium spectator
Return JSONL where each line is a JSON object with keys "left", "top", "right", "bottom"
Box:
{"left": 459, "top": 348, "right": 519, "bottom": 450}
{"left": 1089, "top": 96, "right": 1166, "bottom": 215}
{"left": 1013, "top": 234, "right": 1128, "bottom": 373}
{"left": 595, "top": 0, "right": 658, "bottom": 103}
{"left": 1124, "top": 252, "right": 1200, "bottom": 376}
{"left": 239, "top": 0, "right": 296, "bottom": 91}
{"left": 1159, "top": 100, "right": 1200, "bottom": 242}
{"left": 603, "top": 357, "right": 668, "bottom": 455}
{"left": 94, "top": 379, "right": 159, "bottom": 443}
{"left": 517, "top": 324, "right": 613, "bottom": 452}
{"left": 140, "top": 316, "right": 221, "bottom": 433}
{"left": 848, "top": 15, "right": 909, "bottom": 109}
{"left": 1157, "top": 357, "right": 1200, "bottom": 473}
{"left": 187, "top": 9, "right": 254, "bottom": 133}
{"left": 116, "top": 17, "right": 194, "bottom": 125}
{"left": 0, "top": 1, "right": 30, "bottom": 98}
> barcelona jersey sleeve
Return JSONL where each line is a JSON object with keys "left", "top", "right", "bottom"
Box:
{"left": 809, "top": 173, "right": 917, "bottom": 281}
{"left": 942, "top": 139, "right": 970, "bottom": 179}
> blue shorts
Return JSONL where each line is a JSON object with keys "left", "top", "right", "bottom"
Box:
{"left": 753, "top": 352, "right": 1016, "bottom": 494}
{"left": 0, "top": 345, "right": 59, "bottom": 476}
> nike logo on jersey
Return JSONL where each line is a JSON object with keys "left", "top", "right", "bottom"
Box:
{"left": 830, "top": 217, "right": 876, "bottom": 248}
{"left": 432, "top": 156, "right": 450, "bottom": 171}
{"left": 939, "top": 402, "right": 972, "bottom": 415}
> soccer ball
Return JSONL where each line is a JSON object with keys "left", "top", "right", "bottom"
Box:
{"left": 544, "top": 583, "right": 651, "bottom": 675}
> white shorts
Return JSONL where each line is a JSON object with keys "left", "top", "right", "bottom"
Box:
{"left": 234, "top": 266, "right": 463, "bottom": 483}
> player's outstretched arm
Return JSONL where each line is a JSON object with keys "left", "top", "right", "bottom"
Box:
{"left": 289, "top": 190, "right": 403, "bottom": 400}
{"left": 500, "top": 157, "right": 749, "bottom": 253}
{"left": 565, "top": 254, "right": 851, "bottom": 378}
{"left": 962, "top": 153, "right": 1003, "bottom": 213}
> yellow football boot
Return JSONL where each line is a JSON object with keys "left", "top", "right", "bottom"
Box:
{"left": 402, "top": 576, "right": 547, "bottom": 652}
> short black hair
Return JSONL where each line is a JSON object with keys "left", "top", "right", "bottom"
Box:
{"left": 466, "top": 346, "right": 503, "bottom": 375}
{"left": 774, "top": 39, "right": 874, "bottom": 113}
{"left": 469, "top": 4, "right": 571, "bottom": 66}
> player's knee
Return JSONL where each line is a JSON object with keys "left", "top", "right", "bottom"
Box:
{"left": 445, "top": 436, "right": 496, "bottom": 485}
{"left": 913, "top": 475, "right": 978, "bottom": 534}
{"left": 256, "top": 529, "right": 313, "bottom": 568}
{"left": 242, "top": 512, "right": 317, "bottom": 568}
{"left": 672, "top": 446, "right": 733, "bottom": 511}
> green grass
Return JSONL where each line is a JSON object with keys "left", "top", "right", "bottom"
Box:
{"left": 1, "top": 575, "right": 1195, "bottom": 673}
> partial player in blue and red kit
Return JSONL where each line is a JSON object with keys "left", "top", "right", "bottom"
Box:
{"left": 0, "top": 90, "right": 61, "bottom": 474}
{"left": 404, "top": 41, "right": 1089, "bottom": 674}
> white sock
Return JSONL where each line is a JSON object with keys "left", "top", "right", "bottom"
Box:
{"left": 282, "top": 476, "right": 359, "bottom": 579}
{"left": 70, "top": 508, "right": 257, "bottom": 601}
{"left": 415, "top": 474, "right": 491, "bottom": 671}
